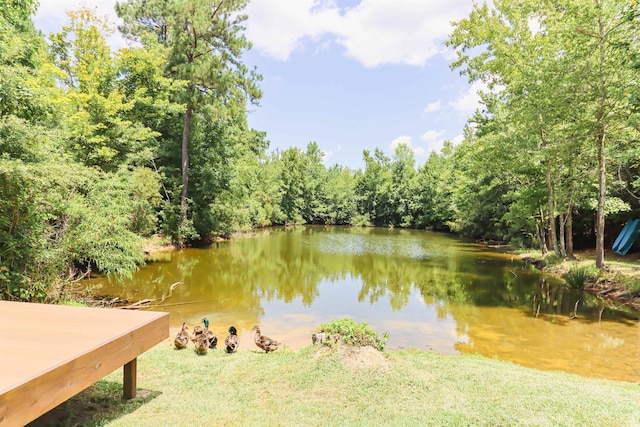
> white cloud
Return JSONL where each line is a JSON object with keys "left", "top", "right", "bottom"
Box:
{"left": 390, "top": 135, "right": 411, "bottom": 149}
{"left": 420, "top": 129, "right": 446, "bottom": 142}
{"left": 449, "top": 81, "right": 487, "bottom": 113}
{"left": 390, "top": 135, "right": 425, "bottom": 157}
{"left": 245, "top": 0, "right": 341, "bottom": 61}
{"left": 423, "top": 100, "right": 441, "bottom": 113}
{"left": 449, "top": 80, "right": 506, "bottom": 115}
{"left": 451, "top": 133, "right": 464, "bottom": 145}
{"left": 334, "top": 1, "right": 453, "bottom": 67}
{"left": 245, "top": 0, "right": 473, "bottom": 67}
{"left": 420, "top": 129, "right": 447, "bottom": 153}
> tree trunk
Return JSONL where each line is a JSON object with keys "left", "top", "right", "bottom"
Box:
{"left": 545, "top": 161, "right": 559, "bottom": 254}
{"left": 566, "top": 204, "right": 575, "bottom": 259}
{"left": 537, "top": 208, "right": 548, "bottom": 255}
{"left": 595, "top": 1, "right": 607, "bottom": 269}
{"left": 595, "top": 125, "right": 606, "bottom": 268}
{"left": 558, "top": 212, "right": 566, "bottom": 258}
{"left": 179, "top": 102, "right": 193, "bottom": 246}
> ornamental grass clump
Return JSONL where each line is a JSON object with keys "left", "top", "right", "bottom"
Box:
{"left": 313, "top": 318, "right": 388, "bottom": 351}
{"left": 563, "top": 265, "right": 599, "bottom": 290}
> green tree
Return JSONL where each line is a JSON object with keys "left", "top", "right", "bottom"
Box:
{"left": 322, "top": 165, "right": 357, "bottom": 225}
{"left": 0, "top": 0, "right": 60, "bottom": 301}
{"left": 240, "top": 148, "right": 284, "bottom": 228}
{"left": 356, "top": 149, "right": 392, "bottom": 226}
{"left": 414, "top": 142, "right": 456, "bottom": 230}
{"left": 0, "top": 0, "right": 57, "bottom": 124}
{"left": 570, "top": 0, "right": 638, "bottom": 267}
{"left": 278, "top": 147, "right": 307, "bottom": 224}
{"left": 388, "top": 143, "right": 416, "bottom": 227}
{"left": 301, "top": 142, "right": 327, "bottom": 223}
{"left": 447, "top": 0, "right": 638, "bottom": 264}
{"left": 116, "top": 0, "right": 262, "bottom": 244}
{"left": 49, "top": 7, "right": 160, "bottom": 171}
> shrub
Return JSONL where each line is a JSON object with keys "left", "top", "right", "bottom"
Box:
{"left": 350, "top": 213, "right": 372, "bottom": 227}
{"left": 314, "top": 318, "right": 388, "bottom": 351}
{"left": 0, "top": 160, "right": 48, "bottom": 301}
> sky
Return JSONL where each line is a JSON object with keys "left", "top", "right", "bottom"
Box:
{"left": 33, "top": 0, "right": 483, "bottom": 170}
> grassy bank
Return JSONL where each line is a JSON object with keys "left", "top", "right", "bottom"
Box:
{"left": 518, "top": 249, "right": 640, "bottom": 311}
{"left": 31, "top": 336, "right": 640, "bottom": 427}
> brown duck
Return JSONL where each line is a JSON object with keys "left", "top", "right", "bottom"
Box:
{"left": 194, "top": 331, "right": 209, "bottom": 355}
{"left": 251, "top": 325, "right": 281, "bottom": 353}
{"left": 191, "top": 324, "right": 204, "bottom": 342}
{"left": 191, "top": 318, "right": 207, "bottom": 343}
{"left": 174, "top": 323, "right": 190, "bottom": 349}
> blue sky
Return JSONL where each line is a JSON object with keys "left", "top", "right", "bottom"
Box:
{"left": 34, "top": 0, "right": 483, "bottom": 170}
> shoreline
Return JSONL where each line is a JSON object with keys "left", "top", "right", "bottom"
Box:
{"left": 519, "top": 250, "right": 640, "bottom": 313}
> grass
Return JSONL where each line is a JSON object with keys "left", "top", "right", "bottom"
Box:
{"left": 30, "top": 336, "right": 640, "bottom": 427}
{"left": 562, "top": 265, "right": 599, "bottom": 290}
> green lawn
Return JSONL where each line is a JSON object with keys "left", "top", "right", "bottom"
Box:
{"left": 30, "top": 337, "right": 640, "bottom": 427}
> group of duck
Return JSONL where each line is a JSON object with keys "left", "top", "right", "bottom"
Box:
{"left": 174, "top": 317, "right": 282, "bottom": 355}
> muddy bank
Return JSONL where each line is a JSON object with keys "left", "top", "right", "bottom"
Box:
{"left": 582, "top": 278, "right": 640, "bottom": 312}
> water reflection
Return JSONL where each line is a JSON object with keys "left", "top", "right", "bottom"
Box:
{"left": 88, "top": 226, "right": 640, "bottom": 382}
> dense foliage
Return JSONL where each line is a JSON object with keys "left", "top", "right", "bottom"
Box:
{"left": 1, "top": 0, "right": 639, "bottom": 301}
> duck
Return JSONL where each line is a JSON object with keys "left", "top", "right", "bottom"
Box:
{"left": 251, "top": 325, "right": 281, "bottom": 353}
{"left": 202, "top": 317, "right": 218, "bottom": 349}
{"left": 225, "top": 326, "right": 239, "bottom": 353}
{"left": 174, "top": 323, "right": 190, "bottom": 349}
{"left": 190, "top": 318, "right": 207, "bottom": 343}
{"left": 194, "top": 332, "right": 209, "bottom": 355}
{"left": 191, "top": 324, "right": 204, "bottom": 341}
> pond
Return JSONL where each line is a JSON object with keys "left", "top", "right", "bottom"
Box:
{"left": 88, "top": 226, "right": 640, "bottom": 382}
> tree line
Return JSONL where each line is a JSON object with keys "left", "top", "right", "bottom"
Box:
{"left": 1, "top": 0, "right": 639, "bottom": 302}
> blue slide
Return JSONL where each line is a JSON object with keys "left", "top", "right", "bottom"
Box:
{"left": 613, "top": 218, "right": 640, "bottom": 255}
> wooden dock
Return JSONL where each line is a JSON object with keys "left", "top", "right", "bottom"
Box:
{"left": 0, "top": 301, "right": 169, "bottom": 426}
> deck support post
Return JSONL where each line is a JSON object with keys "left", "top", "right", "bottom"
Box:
{"left": 123, "top": 358, "right": 137, "bottom": 399}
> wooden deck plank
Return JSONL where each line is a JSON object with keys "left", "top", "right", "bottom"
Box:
{"left": 0, "top": 301, "right": 169, "bottom": 427}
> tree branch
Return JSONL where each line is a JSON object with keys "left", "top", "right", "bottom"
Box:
{"left": 211, "top": 0, "right": 225, "bottom": 20}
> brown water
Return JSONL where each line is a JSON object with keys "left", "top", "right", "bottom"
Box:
{"left": 88, "top": 226, "right": 640, "bottom": 382}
